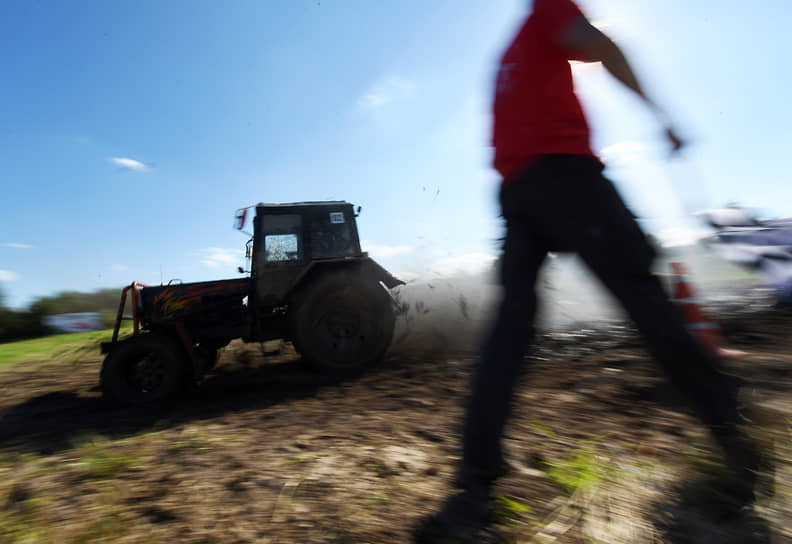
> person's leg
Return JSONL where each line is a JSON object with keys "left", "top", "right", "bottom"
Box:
{"left": 457, "top": 218, "right": 548, "bottom": 491}
{"left": 489, "top": 156, "right": 744, "bottom": 431}
{"left": 559, "top": 172, "right": 760, "bottom": 503}
{"left": 567, "top": 175, "right": 742, "bottom": 429}
{"left": 414, "top": 182, "right": 549, "bottom": 543}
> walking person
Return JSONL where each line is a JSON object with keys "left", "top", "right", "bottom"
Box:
{"left": 416, "top": 0, "right": 760, "bottom": 541}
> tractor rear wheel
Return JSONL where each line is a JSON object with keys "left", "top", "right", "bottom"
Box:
{"left": 289, "top": 270, "right": 395, "bottom": 374}
{"left": 100, "top": 334, "right": 189, "bottom": 405}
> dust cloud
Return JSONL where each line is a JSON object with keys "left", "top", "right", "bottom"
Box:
{"left": 387, "top": 244, "right": 766, "bottom": 358}
{"left": 388, "top": 254, "right": 623, "bottom": 358}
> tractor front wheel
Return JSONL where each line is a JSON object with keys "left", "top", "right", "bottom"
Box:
{"left": 100, "top": 334, "right": 189, "bottom": 405}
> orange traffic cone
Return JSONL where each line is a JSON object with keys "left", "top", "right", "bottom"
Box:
{"left": 670, "top": 262, "right": 747, "bottom": 359}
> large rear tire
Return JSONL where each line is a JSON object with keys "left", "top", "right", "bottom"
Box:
{"left": 289, "top": 270, "right": 395, "bottom": 374}
{"left": 100, "top": 334, "right": 189, "bottom": 405}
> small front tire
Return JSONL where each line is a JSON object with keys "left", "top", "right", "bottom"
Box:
{"left": 100, "top": 334, "right": 189, "bottom": 406}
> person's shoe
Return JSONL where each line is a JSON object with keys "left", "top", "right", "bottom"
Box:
{"left": 414, "top": 487, "right": 491, "bottom": 544}
{"left": 722, "top": 429, "right": 760, "bottom": 478}
{"left": 694, "top": 426, "right": 770, "bottom": 518}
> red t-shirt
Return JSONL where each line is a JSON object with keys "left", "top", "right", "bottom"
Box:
{"left": 493, "top": 0, "right": 597, "bottom": 182}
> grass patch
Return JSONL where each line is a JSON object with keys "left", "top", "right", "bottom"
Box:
{"left": 166, "top": 427, "right": 213, "bottom": 454}
{"left": 0, "top": 480, "right": 53, "bottom": 543}
{"left": 493, "top": 495, "right": 533, "bottom": 524}
{"left": 167, "top": 439, "right": 212, "bottom": 454}
{"left": 528, "top": 421, "right": 556, "bottom": 436}
{"left": 0, "top": 325, "right": 131, "bottom": 367}
{"left": 366, "top": 492, "right": 389, "bottom": 506}
{"left": 545, "top": 436, "right": 614, "bottom": 495}
{"left": 288, "top": 455, "right": 309, "bottom": 466}
{"left": 0, "top": 443, "right": 131, "bottom": 543}
{"left": 0, "top": 451, "right": 60, "bottom": 482}
{"left": 67, "top": 508, "right": 126, "bottom": 544}
{"left": 70, "top": 437, "right": 138, "bottom": 481}
{"left": 0, "top": 508, "right": 52, "bottom": 544}
{"left": 361, "top": 460, "right": 391, "bottom": 478}
{"left": 0, "top": 451, "right": 33, "bottom": 469}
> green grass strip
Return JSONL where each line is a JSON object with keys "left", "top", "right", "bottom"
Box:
{"left": 0, "top": 326, "right": 131, "bottom": 366}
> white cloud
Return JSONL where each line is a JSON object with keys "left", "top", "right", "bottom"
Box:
{"left": 1, "top": 243, "right": 33, "bottom": 248}
{"left": 391, "top": 270, "right": 420, "bottom": 283}
{"left": 600, "top": 141, "right": 646, "bottom": 165}
{"left": 110, "top": 157, "right": 149, "bottom": 172}
{"left": 0, "top": 270, "right": 19, "bottom": 281}
{"left": 362, "top": 241, "right": 412, "bottom": 259}
{"left": 357, "top": 75, "right": 415, "bottom": 112}
{"left": 601, "top": 141, "right": 644, "bottom": 156}
{"left": 111, "top": 264, "right": 129, "bottom": 271}
{"left": 429, "top": 253, "right": 498, "bottom": 277}
{"left": 199, "top": 248, "right": 240, "bottom": 268}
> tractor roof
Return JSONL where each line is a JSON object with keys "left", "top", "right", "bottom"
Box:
{"left": 255, "top": 201, "right": 351, "bottom": 209}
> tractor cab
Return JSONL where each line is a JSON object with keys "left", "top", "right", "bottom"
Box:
{"left": 236, "top": 202, "right": 399, "bottom": 308}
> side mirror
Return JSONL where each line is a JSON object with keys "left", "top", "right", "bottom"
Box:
{"left": 356, "top": 205, "right": 362, "bottom": 217}
{"left": 238, "top": 267, "right": 245, "bottom": 274}
{"left": 245, "top": 238, "right": 253, "bottom": 260}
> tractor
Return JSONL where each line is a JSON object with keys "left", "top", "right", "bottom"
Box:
{"left": 100, "top": 201, "right": 403, "bottom": 405}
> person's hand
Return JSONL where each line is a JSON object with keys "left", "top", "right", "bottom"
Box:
{"left": 664, "top": 127, "right": 685, "bottom": 155}
{"left": 650, "top": 104, "right": 685, "bottom": 155}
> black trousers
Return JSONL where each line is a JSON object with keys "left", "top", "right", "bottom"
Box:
{"left": 459, "top": 155, "right": 741, "bottom": 486}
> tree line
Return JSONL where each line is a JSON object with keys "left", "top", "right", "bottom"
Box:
{"left": 0, "top": 286, "right": 123, "bottom": 342}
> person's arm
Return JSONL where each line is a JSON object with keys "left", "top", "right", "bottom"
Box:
{"left": 559, "top": 16, "right": 684, "bottom": 152}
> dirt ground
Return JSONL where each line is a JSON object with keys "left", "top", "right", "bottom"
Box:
{"left": 0, "top": 303, "right": 791, "bottom": 543}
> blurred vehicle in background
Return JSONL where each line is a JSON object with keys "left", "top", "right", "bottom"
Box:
{"left": 42, "top": 312, "right": 103, "bottom": 333}
{"left": 698, "top": 206, "right": 792, "bottom": 306}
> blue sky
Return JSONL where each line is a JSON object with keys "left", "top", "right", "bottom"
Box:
{"left": 1, "top": 0, "right": 789, "bottom": 308}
